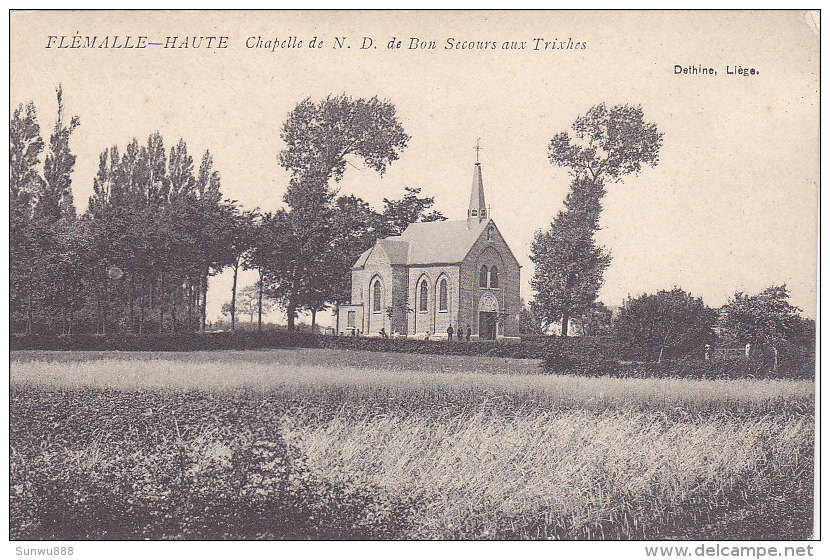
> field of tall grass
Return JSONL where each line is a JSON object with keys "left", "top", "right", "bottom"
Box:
{"left": 10, "top": 349, "right": 815, "bottom": 540}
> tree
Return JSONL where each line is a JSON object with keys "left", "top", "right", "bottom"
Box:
{"left": 255, "top": 210, "right": 297, "bottom": 328}
{"left": 84, "top": 133, "right": 237, "bottom": 335}
{"left": 46, "top": 217, "right": 94, "bottom": 335}
{"left": 613, "top": 288, "right": 716, "bottom": 362}
{"left": 10, "top": 101, "right": 45, "bottom": 203}
{"left": 10, "top": 101, "right": 45, "bottom": 333}
{"left": 548, "top": 103, "right": 663, "bottom": 185}
{"left": 10, "top": 91, "right": 80, "bottom": 333}
{"left": 41, "top": 84, "right": 81, "bottom": 220}
{"left": 242, "top": 215, "right": 277, "bottom": 333}
{"left": 531, "top": 103, "right": 663, "bottom": 337}
{"left": 530, "top": 177, "right": 610, "bottom": 337}
{"left": 223, "top": 284, "right": 274, "bottom": 325}
{"left": 226, "top": 209, "right": 258, "bottom": 331}
{"left": 279, "top": 94, "right": 409, "bottom": 185}
{"left": 718, "top": 285, "right": 807, "bottom": 352}
{"left": 518, "top": 298, "right": 543, "bottom": 337}
{"left": 8, "top": 90, "right": 244, "bottom": 336}
{"left": 575, "top": 301, "right": 613, "bottom": 337}
{"left": 274, "top": 94, "right": 409, "bottom": 330}
{"left": 33, "top": 85, "right": 82, "bottom": 334}
{"left": 381, "top": 186, "right": 446, "bottom": 237}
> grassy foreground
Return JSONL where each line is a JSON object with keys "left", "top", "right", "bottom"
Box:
{"left": 10, "top": 350, "right": 815, "bottom": 540}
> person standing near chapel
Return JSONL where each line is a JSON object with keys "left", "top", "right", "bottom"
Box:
{"left": 466, "top": 325, "right": 471, "bottom": 341}
{"left": 447, "top": 324, "right": 454, "bottom": 341}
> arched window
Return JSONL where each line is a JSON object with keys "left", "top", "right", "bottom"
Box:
{"left": 490, "top": 266, "right": 499, "bottom": 288}
{"left": 419, "top": 280, "right": 429, "bottom": 312}
{"left": 479, "top": 265, "right": 488, "bottom": 288}
{"left": 372, "top": 279, "right": 382, "bottom": 312}
{"left": 487, "top": 226, "right": 494, "bottom": 241}
{"left": 439, "top": 279, "right": 448, "bottom": 311}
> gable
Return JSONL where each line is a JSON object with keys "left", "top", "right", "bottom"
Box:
{"left": 464, "top": 220, "right": 521, "bottom": 268}
{"left": 352, "top": 247, "right": 372, "bottom": 269}
{"left": 362, "top": 244, "right": 391, "bottom": 269}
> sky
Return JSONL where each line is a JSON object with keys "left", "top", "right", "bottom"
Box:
{"left": 10, "top": 10, "right": 819, "bottom": 324}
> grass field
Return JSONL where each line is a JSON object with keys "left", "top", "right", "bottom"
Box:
{"left": 10, "top": 349, "right": 815, "bottom": 540}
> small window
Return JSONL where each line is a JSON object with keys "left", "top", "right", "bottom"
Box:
{"left": 487, "top": 226, "right": 494, "bottom": 241}
{"left": 481, "top": 208, "right": 487, "bottom": 218}
{"left": 439, "top": 279, "right": 448, "bottom": 311}
{"left": 490, "top": 266, "right": 499, "bottom": 288}
{"left": 471, "top": 209, "right": 477, "bottom": 216}
{"left": 419, "top": 281, "right": 428, "bottom": 312}
{"left": 347, "top": 311, "right": 356, "bottom": 327}
{"left": 372, "top": 280, "right": 382, "bottom": 312}
{"left": 479, "top": 265, "right": 488, "bottom": 288}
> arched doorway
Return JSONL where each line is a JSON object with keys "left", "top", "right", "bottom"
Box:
{"left": 478, "top": 292, "right": 499, "bottom": 340}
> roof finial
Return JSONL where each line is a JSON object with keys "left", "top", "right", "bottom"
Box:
{"left": 474, "top": 138, "right": 483, "bottom": 163}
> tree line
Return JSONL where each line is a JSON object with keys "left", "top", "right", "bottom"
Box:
{"left": 10, "top": 89, "right": 444, "bottom": 335}
{"left": 527, "top": 103, "right": 814, "bottom": 362}
{"left": 11, "top": 89, "right": 814, "bottom": 362}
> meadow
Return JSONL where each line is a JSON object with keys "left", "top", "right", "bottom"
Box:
{"left": 10, "top": 349, "right": 815, "bottom": 540}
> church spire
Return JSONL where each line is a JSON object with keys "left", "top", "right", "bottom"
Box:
{"left": 467, "top": 160, "right": 487, "bottom": 228}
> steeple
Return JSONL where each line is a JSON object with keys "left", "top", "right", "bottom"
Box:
{"left": 468, "top": 139, "right": 488, "bottom": 228}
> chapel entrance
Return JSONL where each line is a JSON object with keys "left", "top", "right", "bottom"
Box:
{"left": 479, "top": 311, "right": 497, "bottom": 340}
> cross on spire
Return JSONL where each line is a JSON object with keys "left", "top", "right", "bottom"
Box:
{"left": 474, "top": 138, "right": 483, "bottom": 163}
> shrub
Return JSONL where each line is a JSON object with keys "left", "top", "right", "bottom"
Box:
{"left": 541, "top": 336, "right": 624, "bottom": 375}
{"left": 541, "top": 338, "right": 575, "bottom": 373}
{"left": 540, "top": 336, "right": 813, "bottom": 380}
{"left": 613, "top": 288, "right": 716, "bottom": 361}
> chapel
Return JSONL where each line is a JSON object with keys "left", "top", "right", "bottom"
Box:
{"left": 337, "top": 160, "right": 521, "bottom": 339}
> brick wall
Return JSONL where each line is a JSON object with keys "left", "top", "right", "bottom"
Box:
{"left": 461, "top": 221, "right": 521, "bottom": 337}
{"left": 360, "top": 248, "right": 393, "bottom": 335}
{"left": 351, "top": 269, "right": 363, "bottom": 305}
{"left": 407, "top": 265, "right": 460, "bottom": 336}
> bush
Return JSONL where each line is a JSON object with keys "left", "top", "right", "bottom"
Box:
{"left": 541, "top": 336, "right": 624, "bottom": 375}
{"left": 540, "top": 336, "right": 813, "bottom": 380}
{"left": 613, "top": 289, "right": 716, "bottom": 361}
{"left": 541, "top": 338, "right": 575, "bottom": 372}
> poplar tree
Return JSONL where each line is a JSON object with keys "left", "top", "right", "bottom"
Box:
{"left": 10, "top": 101, "right": 45, "bottom": 333}
{"left": 531, "top": 103, "right": 663, "bottom": 336}
{"left": 530, "top": 177, "right": 610, "bottom": 337}
{"left": 41, "top": 84, "right": 80, "bottom": 220}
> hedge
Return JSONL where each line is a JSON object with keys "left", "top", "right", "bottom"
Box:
{"left": 11, "top": 332, "right": 813, "bottom": 379}
{"left": 9, "top": 331, "right": 547, "bottom": 359}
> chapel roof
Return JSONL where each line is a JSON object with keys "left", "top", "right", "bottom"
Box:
{"left": 353, "top": 247, "right": 372, "bottom": 269}
{"left": 352, "top": 159, "right": 508, "bottom": 269}
{"left": 352, "top": 218, "right": 490, "bottom": 268}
